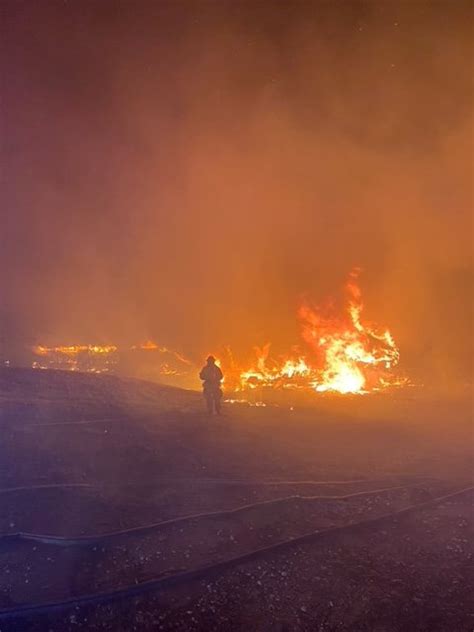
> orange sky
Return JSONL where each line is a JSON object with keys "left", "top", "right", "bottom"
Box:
{"left": 1, "top": 0, "right": 472, "bottom": 387}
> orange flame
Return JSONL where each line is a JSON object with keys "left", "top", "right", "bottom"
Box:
{"left": 31, "top": 271, "right": 407, "bottom": 395}
{"left": 224, "top": 269, "right": 407, "bottom": 395}
{"left": 136, "top": 340, "right": 159, "bottom": 350}
{"left": 299, "top": 269, "right": 402, "bottom": 393}
{"left": 32, "top": 344, "right": 117, "bottom": 356}
{"left": 31, "top": 341, "right": 192, "bottom": 376}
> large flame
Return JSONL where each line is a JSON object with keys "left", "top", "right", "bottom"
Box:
{"left": 30, "top": 270, "right": 408, "bottom": 395}
{"left": 299, "top": 268, "right": 401, "bottom": 393}
{"left": 223, "top": 269, "right": 407, "bottom": 395}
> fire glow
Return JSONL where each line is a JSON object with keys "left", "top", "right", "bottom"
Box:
{"left": 31, "top": 271, "right": 408, "bottom": 395}
{"left": 33, "top": 344, "right": 118, "bottom": 357}
{"left": 31, "top": 341, "right": 191, "bottom": 377}
{"left": 32, "top": 344, "right": 119, "bottom": 373}
{"left": 223, "top": 269, "right": 408, "bottom": 395}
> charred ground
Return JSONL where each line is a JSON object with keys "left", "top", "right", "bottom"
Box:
{"left": 0, "top": 368, "right": 472, "bottom": 631}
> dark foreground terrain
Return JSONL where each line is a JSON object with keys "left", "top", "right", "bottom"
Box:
{"left": 0, "top": 368, "right": 472, "bottom": 631}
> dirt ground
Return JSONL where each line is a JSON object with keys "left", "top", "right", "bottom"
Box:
{"left": 0, "top": 368, "right": 472, "bottom": 631}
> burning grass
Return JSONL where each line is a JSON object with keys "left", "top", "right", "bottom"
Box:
{"left": 222, "top": 269, "right": 409, "bottom": 395}
{"left": 31, "top": 270, "right": 408, "bottom": 396}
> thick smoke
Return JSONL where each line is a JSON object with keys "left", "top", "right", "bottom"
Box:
{"left": 1, "top": 1, "right": 472, "bottom": 387}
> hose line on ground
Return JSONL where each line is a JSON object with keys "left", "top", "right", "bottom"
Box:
{"left": 0, "top": 486, "right": 471, "bottom": 621}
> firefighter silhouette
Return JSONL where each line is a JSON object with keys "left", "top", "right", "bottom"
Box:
{"left": 199, "top": 355, "right": 223, "bottom": 414}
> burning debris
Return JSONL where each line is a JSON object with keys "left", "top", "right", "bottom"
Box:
{"left": 31, "top": 341, "right": 193, "bottom": 380}
{"left": 30, "top": 271, "right": 408, "bottom": 396}
{"left": 299, "top": 268, "right": 405, "bottom": 393}
{"left": 222, "top": 269, "right": 408, "bottom": 395}
{"left": 32, "top": 344, "right": 119, "bottom": 373}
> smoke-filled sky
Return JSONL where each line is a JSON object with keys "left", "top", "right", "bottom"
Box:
{"left": 1, "top": 0, "right": 472, "bottom": 380}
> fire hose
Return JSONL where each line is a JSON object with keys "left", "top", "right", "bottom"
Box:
{"left": 0, "top": 474, "right": 436, "bottom": 496}
{"left": 1, "top": 483, "right": 423, "bottom": 545}
{"left": 0, "top": 485, "right": 471, "bottom": 620}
